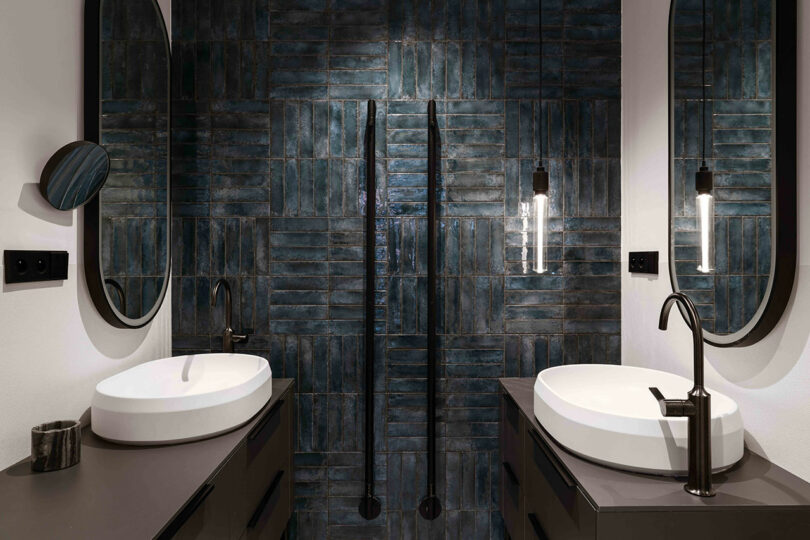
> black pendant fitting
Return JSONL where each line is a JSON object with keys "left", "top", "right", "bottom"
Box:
{"left": 533, "top": 162, "right": 549, "bottom": 194}
{"left": 695, "top": 165, "right": 713, "bottom": 194}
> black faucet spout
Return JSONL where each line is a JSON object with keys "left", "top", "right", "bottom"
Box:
{"left": 211, "top": 279, "right": 232, "bottom": 329}
{"left": 659, "top": 292, "right": 705, "bottom": 388}
{"left": 655, "top": 292, "right": 715, "bottom": 497}
{"left": 211, "top": 279, "right": 248, "bottom": 354}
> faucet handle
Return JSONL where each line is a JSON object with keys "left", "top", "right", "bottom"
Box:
{"left": 649, "top": 387, "right": 694, "bottom": 417}
{"left": 232, "top": 327, "right": 251, "bottom": 344}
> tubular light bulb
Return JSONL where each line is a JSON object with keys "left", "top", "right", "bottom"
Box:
{"left": 534, "top": 193, "right": 548, "bottom": 274}
{"left": 696, "top": 193, "right": 714, "bottom": 273}
{"left": 520, "top": 202, "right": 531, "bottom": 274}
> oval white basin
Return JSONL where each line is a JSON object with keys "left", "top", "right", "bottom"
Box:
{"left": 534, "top": 364, "right": 744, "bottom": 475}
{"left": 92, "top": 354, "right": 272, "bottom": 445}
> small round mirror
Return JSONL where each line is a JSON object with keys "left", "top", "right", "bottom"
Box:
{"left": 39, "top": 141, "right": 110, "bottom": 210}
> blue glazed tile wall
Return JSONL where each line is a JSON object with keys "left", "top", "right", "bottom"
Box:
{"left": 100, "top": 0, "right": 170, "bottom": 318}
{"left": 171, "top": 1, "right": 621, "bottom": 538}
{"left": 672, "top": 0, "right": 773, "bottom": 335}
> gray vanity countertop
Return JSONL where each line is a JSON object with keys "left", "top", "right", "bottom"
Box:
{"left": 501, "top": 377, "right": 810, "bottom": 512}
{"left": 0, "top": 378, "right": 294, "bottom": 540}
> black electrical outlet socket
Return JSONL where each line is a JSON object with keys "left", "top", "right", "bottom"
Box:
{"left": 4, "top": 251, "right": 69, "bottom": 284}
{"left": 629, "top": 251, "right": 659, "bottom": 274}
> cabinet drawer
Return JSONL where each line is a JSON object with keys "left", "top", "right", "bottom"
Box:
{"left": 524, "top": 428, "right": 595, "bottom": 540}
{"left": 501, "top": 392, "right": 522, "bottom": 481}
{"left": 524, "top": 507, "right": 549, "bottom": 540}
{"left": 245, "top": 468, "right": 291, "bottom": 540}
{"left": 502, "top": 460, "right": 523, "bottom": 540}
{"left": 246, "top": 398, "right": 290, "bottom": 516}
{"left": 162, "top": 445, "right": 247, "bottom": 540}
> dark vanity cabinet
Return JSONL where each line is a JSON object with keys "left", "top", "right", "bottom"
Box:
{"left": 500, "top": 378, "right": 810, "bottom": 540}
{"left": 0, "top": 379, "right": 294, "bottom": 540}
{"left": 500, "top": 386, "right": 524, "bottom": 537}
{"left": 167, "top": 391, "right": 293, "bottom": 540}
{"left": 501, "top": 388, "right": 596, "bottom": 540}
{"left": 523, "top": 426, "right": 596, "bottom": 540}
{"left": 170, "top": 445, "right": 247, "bottom": 540}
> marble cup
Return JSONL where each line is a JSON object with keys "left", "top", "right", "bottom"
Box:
{"left": 30, "top": 420, "right": 81, "bottom": 472}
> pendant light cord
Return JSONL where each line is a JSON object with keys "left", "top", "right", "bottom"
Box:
{"left": 538, "top": 0, "right": 543, "bottom": 168}
{"left": 701, "top": 0, "right": 707, "bottom": 167}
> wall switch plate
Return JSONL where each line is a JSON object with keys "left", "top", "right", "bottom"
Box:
{"left": 3, "top": 251, "right": 69, "bottom": 284}
{"left": 629, "top": 251, "right": 659, "bottom": 274}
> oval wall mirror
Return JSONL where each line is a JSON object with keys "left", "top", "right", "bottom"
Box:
{"left": 668, "top": 0, "right": 796, "bottom": 347}
{"left": 84, "top": 0, "right": 171, "bottom": 328}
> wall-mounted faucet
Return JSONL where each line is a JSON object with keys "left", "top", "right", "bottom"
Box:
{"left": 211, "top": 279, "right": 248, "bottom": 354}
{"left": 649, "top": 292, "right": 715, "bottom": 497}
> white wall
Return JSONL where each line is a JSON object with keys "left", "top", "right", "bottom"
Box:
{"left": 0, "top": 0, "right": 172, "bottom": 469}
{"left": 622, "top": 0, "right": 810, "bottom": 481}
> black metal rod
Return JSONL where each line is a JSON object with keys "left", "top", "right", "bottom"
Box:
{"left": 359, "top": 100, "right": 381, "bottom": 520}
{"left": 419, "top": 100, "right": 442, "bottom": 520}
{"left": 427, "top": 100, "right": 438, "bottom": 497}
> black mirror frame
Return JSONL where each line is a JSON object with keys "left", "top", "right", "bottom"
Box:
{"left": 667, "top": 0, "right": 797, "bottom": 347}
{"left": 83, "top": 0, "right": 172, "bottom": 329}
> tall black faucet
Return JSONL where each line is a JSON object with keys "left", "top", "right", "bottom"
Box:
{"left": 211, "top": 279, "right": 248, "bottom": 354}
{"left": 649, "top": 292, "right": 715, "bottom": 497}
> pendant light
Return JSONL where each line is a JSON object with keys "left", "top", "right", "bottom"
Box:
{"left": 696, "top": 0, "right": 714, "bottom": 274}
{"left": 532, "top": 0, "right": 549, "bottom": 274}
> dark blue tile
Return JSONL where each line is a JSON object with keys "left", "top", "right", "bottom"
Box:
{"left": 461, "top": 42, "right": 476, "bottom": 99}
{"left": 173, "top": 0, "right": 623, "bottom": 533}
{"left": 446, "top": 42, "right": 461, "bottom": 98}
{"left": 402, "top": 44, "right": 416, "bottom": 98}
{"left": 417, "top": 42, "right": 431, "bottom": 99}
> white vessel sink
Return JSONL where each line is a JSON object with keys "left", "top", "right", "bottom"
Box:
{"left": 92, "top": 354, "right": 272, "bottom": 445}
{"left": 534, "top": 364, "right": 744, "bottom": 475}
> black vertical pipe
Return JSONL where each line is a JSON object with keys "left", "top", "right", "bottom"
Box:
{"left": 419, "top": 100, "right": 442, "bottom": 520}
{"left": 359, "top": 100, "right": 381, "bottom": 520}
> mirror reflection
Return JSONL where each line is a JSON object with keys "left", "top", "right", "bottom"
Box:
{"left": 670, "top": 0, "right": 774, "bottom": 337}
{"left": 97, "top": 0, "right": 170, "bottom": 320}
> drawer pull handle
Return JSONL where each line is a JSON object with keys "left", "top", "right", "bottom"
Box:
{"left": 528, "top": 512, "right": 549, "bottom": 540}
{"left": 248, "top": 399, "right": 284, "bottom": 441}
{"left": 503, "top": 392, "right": 519, "bottom": 409}
{"left": 502, "top": 461, "right": 519, "bottom": 487}
{"left": 158, "top": 483, "right": 215, "bottom": 539}
{"left": 528, "top": 428, "right": 575, "bottom": 487}
{"left": 528, "top": 428, "right": 576, "bottom": 509}
{"left": 502, "top": 392, "right": 520, "bottom": 430}
{"left": 247, "top": 469, "right": 285, "bottom": 529}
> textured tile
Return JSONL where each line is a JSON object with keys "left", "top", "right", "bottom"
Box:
{"left": 172, "top": 1, "right": 621, "bottom": 537}
{"left": 672, "top": 0, "right": 773, "bottom": 336}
